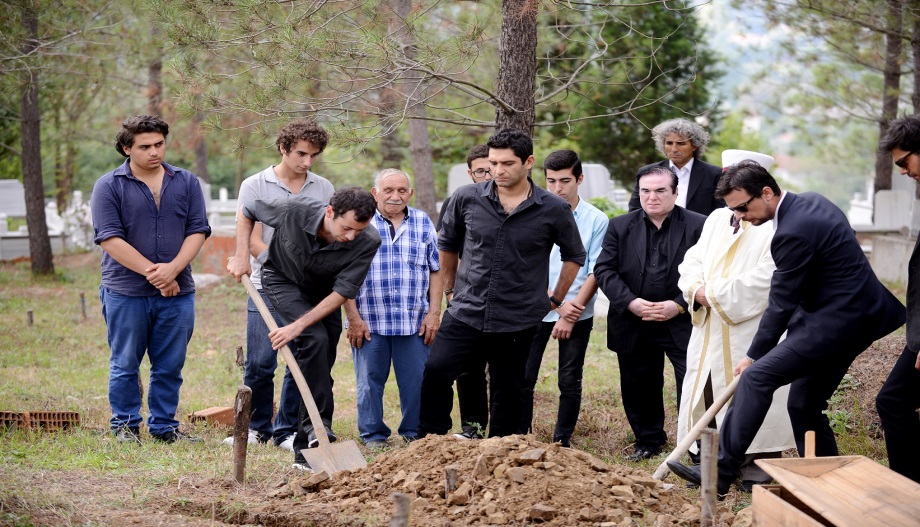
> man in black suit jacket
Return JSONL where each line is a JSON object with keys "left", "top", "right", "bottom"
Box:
{"left": 876, "top": 116, "right": 920, "bottom": 484}
{"left": 595, "top": 165, "right": 707, "bottom": 460}
{"left": 667, "top": 161, "right": 906, "bottom": 494}
{"left": 628, "top": 118, "right": 724, "bottom": 216}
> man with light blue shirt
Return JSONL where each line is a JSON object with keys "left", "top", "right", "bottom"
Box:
{"left": 520, "top": 150, "right": 608, "bottom": 447}
{"left": 344, "top": 169, "right": 441, "bottom": 448}
{"left": 225, "top": 119, "right": 334, "bottom": 450}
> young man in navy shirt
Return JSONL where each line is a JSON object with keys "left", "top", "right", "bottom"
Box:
{"left": 91, "top": 115, "right": 211, "bottom": 444}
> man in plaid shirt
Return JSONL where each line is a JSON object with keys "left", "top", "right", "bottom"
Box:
{"left": 344, "top": 169, "right": 442, "bottom": 448}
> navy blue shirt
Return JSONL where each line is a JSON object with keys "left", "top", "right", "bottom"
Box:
{"left": 91, "top": 160, "right": 211, "bottom": 296}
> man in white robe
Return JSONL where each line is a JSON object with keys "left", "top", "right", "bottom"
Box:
{"left": 676, "top": 150, "right": 795, "bottom": 489}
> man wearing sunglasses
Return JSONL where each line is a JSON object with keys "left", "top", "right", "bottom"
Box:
{"left": 876, "top": 115, "right": 920, "bottom": 484}
{"left": 667, "top": 160, "right": 906, "bottom": 494}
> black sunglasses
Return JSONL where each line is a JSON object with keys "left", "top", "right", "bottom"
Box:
{"left": 895, "top": 151, "right": 916, "bottom": 169}
{"left": 727, "top": 195, "right": 758, "bottom": 213}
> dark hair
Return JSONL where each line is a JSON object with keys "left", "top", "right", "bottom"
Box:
{"left": 486, "top": 128, "right": 533, "bottom": 164}
{"left": 544, "top": 150, "right": 582, "bottom": 178}
{"left": 276, "top": 119, "right": 329, "bottom": 155}
{"left": 466, "top": 144, "right": 489, "bottom": 168}
{"left": 715, "top": 160, "right": 781, "bottom": 198}
{"left": 636, "top": 165, "right": 678, "bottom": 192}
{"left": 879, "top": 115, "right": 920, "bottom": 154}
{"left": 329, "top": 186, "right": 376, "bottom": 222}
{"left": 114, "top": 115, "right": 169, "bottom": 157}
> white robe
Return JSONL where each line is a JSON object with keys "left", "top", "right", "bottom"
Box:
{"left": 676, "top": 208, "right": 795, "bottom": 454}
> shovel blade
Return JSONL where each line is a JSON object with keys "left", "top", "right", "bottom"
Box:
{"left": 301, "top": 440, "right": 367, "bottom": 475}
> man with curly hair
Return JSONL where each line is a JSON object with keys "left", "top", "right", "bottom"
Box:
{"left": 223, "top": 119, "right": 335, "bottom": 452}
{"left": 92, "top": 115, "right": 211, "bottom": 444}
{"left": 628, "top": 118, "right": 724, "bottom": 216}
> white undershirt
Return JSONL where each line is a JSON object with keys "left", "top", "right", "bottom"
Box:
{"left": 670, "top": 158, "right": 695, "bottom": 208}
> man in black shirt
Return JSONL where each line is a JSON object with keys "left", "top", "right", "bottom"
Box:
{"left": 595, "top": 165, "right": 706, "bottom": 460}
{"left": 228, "top": 187, "right": 381, "bottom": 470}
{"left": 419, "top": 128, "right": 586, "bottom": 437}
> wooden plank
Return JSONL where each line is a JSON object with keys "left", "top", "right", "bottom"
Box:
{"left": 752, "top": 485, "right": 829, "bottom": 527}
{"left": 756, "top": 456, "right": 920, "bottom": 527}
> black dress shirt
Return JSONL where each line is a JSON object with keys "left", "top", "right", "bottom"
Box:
{"left": 639, "top": 212, "right": 672, "bottom": 301}
{"left": 439, "top": 179, "right": 586, "bottom": 332}
{"left": 241, "top": 194, "right": 381, "bottom": 302}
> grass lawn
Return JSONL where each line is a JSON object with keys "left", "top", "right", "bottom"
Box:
{"left": 0, "top": 251, "right": 902, "bottom": 525}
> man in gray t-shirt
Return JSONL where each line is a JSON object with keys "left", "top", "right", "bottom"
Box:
{"left": 224, "top": 120, "right": 334, "bottom": 451}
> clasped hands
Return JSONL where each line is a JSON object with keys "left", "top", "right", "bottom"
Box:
{"left": 628, "top": 298, "right": 682, "bottom": 321}
{"left": 146, "top": 262, "right": 180, "bottom": 297}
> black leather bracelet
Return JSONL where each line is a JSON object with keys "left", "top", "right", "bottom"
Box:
{"left": 549, "top": 295, "right": 564, "bottom": 308}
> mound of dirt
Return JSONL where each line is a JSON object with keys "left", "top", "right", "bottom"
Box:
{"left": 270, "top": 435, "right": 739, "bottom": 526}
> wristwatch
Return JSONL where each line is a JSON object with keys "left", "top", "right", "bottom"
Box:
{"left": 549, "top": 296, "right": 565, "bottom": 309}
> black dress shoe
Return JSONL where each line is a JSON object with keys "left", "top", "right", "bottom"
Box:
{"left": 626, "top": 447, "right": 661, "bottom": 461}
{"left": 666, "top": 461, "right": 731, "bottom": 496}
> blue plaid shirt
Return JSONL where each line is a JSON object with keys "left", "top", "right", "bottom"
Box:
{"left": 354, "top": 206, "right": 440, "bottom": 335}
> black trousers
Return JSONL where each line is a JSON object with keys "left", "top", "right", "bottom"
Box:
{"left": 617, "top": 324, "right": 686, "bottom": 451}
{"left": 262, "top": 272, "right": 342, "bottom": 455}
{"left": 876, "top": 346, "right": 920, "bottom": 483}
{"left": 520, "top": 317, "right": 594, "bottom": 442}
{"left": 418, "top": 312, "right": 537, "bottom": 437}
{"left": 456, "top": 354, "right": 489, "bottom": 435}
{"left": 717, "top": 338, "right": 867, "bottom": 486}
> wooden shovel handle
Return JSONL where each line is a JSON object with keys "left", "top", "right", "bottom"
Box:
{"left": 652, "top": 375, "right": 741, "bottom": 480}
{"left": 242, "top": 275, "right": 332, "bottom": 450}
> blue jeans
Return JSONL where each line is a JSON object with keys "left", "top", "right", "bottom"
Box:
{"left": 352, "top": 334, "right": 430, "bottom": 442}
{"left": 245, "top": 292, "right": 299, "bottom": 440}
{"left": 101, "top": 287, "right": 195, "bottom": 436}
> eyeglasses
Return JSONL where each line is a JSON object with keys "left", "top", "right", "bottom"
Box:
{"left": 727, "top": 195, "right": 758, "bottom": 213}
{"left": 895, "top": 151, "right": 916, "bottom": 169}
{"left": 470, "top": 168, "right": 492, "bottom": 179}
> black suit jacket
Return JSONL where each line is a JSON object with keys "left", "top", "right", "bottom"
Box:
{"left": 747, "top": 192, "right": 905, "bottom": 360}
{"left": 594, "top": 206, "right": 707, "bottom": 354}
{"left": 628, "top": 159, "right": 724, "bottom": 216}
{"left": 908, "top": 236, "right": 920, "bottom": 352}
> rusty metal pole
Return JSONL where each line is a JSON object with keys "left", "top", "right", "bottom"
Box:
{"left": 232, "top": 385, "right": 252, "bottom": 484}
{"left": 27, "top": 309, "right": 33, "bottom": 326}
{"left": 700, "top": 428, "right": 719, "bottom": 527}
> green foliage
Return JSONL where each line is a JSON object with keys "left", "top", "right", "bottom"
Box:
{"left": 536, "top": 2, "right": 722, "bottom": 187}
{"left": 587, "top": 197, "right": 625, "bottom": 219}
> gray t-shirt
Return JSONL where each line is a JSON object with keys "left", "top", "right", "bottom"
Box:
{"left": 236, "top": 166, "right": 334, "bottom": 288}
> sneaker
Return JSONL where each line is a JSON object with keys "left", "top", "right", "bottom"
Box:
{"left": 365, "top": 439, "right": 388, "bottom": 450}
{"left": 152, "top": 429, "right": 203, "bottom": 444}
{"left": 274, "top": 434, "right": 296, "bottom": 452}
{"left": 292, "top": 453, "right": 313, "bottom": 472}
{"left": 307, "top": 428, "right": 337, "bottom": 449}
{"left": 453, "top": 430, "right": 483, "bottom": 440}
{"left": 222, "top": 429, "right": 260, "bottom": 446}
{"left": 114, "top": 427, "right": 141, "bottom": 445}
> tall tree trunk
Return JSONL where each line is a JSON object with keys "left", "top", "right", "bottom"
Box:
{"left": 913, "top": 15, "right": 920, "bottom": 115}
{"left": 147, "top": 30, "right": 163, "bottom": 116}
{"left": 191, "top": 111, "right": 209, "bottom": 182}
{"left": 495, "top": 0, "right": 538, "bottom": 134}
{"left": 379, "top": 87, "right": 404, "bottom": 168}
{"left": 20, "top": 3, "right": 54, "bottom": 275}
{"left": 390, "top": 0, "right": 437, "bottom": 220}
{"left": 874, "top": 0, "right": 904, "bottom": 197}
{"left": 55, "top": 142, "right": 74, "bottom": 211}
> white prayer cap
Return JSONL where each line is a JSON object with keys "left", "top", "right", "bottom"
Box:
{"left": 721, "top": 149, "right": 774, "bottom": 170}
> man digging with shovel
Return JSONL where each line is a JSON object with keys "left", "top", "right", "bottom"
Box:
{"left": 228, "top": 187, "right": 381, "bottom": 471}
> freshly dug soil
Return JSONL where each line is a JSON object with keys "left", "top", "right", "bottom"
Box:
{"left": 265, "top": 434, "right": 740, "bottom": 527}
